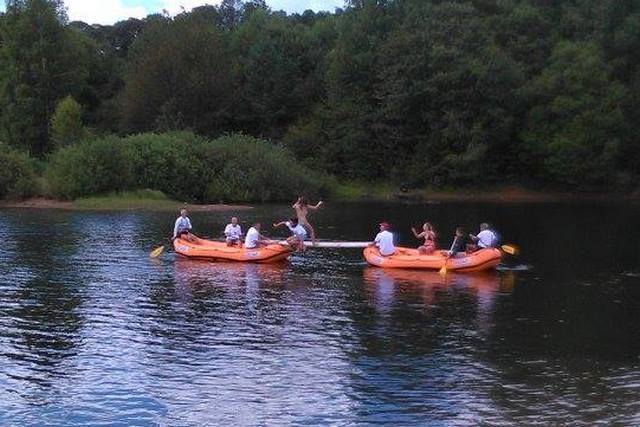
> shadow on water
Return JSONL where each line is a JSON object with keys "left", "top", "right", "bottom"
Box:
{"left": 146, "top": 259, "right": 292, "bottom": 350}
{"left": 345, "top": 268, "right": 515, "bottom": 424}
{"left": 484, "top": 271, "right": 640, "bottom": 424}
{"left": 0, "top": 211, "right": 85, "bottom": 403}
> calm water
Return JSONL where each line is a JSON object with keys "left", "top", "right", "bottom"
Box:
{"left": 0, "top": 201, "right": 639, "bottom": 425}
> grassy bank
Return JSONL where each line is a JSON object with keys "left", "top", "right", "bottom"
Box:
{"left": 1, "top": 190, "right": 253, "bottom": 211}
{"left": 3, "top": 186, "right": 638, "bottom": 211}
{"left": 73, "top": 190, "right": 185, "bottom": 210}
{"left": 330, "top": 183, "right": 640, "bottom": 203}
{"left": 330, "top": 181, "right": 397, "bottom": 201}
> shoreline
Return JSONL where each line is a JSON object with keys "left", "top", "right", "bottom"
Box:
{"left": 1, "top": 186, "right": 637, "bottom": 211}
{"left": 392, "top": 187, "right": 638, "bottom": 204}
{"left": 0, "top": 197, "right": 253, "bottom": 212}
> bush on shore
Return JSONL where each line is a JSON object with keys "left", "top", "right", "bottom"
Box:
{"left": 0, "top": 143, "right": 38, "bottom": 199}
{"left": 44, "top": 132, "right": 329, "bottom": 202}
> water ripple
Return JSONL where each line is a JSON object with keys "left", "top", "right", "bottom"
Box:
{"left": 0, "top": 207, "right": 639, "bottom": 425}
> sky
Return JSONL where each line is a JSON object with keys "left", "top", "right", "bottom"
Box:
{"left": 0, "top": 0, "right": 345, "bottom": 24}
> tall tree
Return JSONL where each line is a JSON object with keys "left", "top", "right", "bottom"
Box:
{"left": 0, "top": 0, "right": 87, "bottom": 155}
{"left": 121, "top": 13, "right": 233, "bottom": 135}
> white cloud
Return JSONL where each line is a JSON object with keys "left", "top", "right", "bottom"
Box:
{"left": 270, "top": 0, "right": 344, "bottom": 13}
{"left": 64, "top": 0, "right": 148, "bottom": 24}
{"left": 0, "top": 1, "right": 345, "bottom": 25}
{"left": 159, "top": 1, "right": 221, "bottom": 16}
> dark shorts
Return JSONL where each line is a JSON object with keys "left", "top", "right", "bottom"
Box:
{"left": 177, "top": 229, "right": 190, "bottom": 237}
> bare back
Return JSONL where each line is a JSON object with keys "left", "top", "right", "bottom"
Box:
{"left": 293, "top": 203, "right": 310, "bottom": 224}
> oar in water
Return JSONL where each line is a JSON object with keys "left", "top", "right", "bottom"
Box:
{"left": 150, "top": 245, "right": 165, "bottom": 258}
{"left": 439, "top": 258, "right": 448, "bottom": 276}
{"left": 150, "top": 236, "right": 175, "bottom": 258}
{"left": 501, "top": 244, "right": 519, "bottom": 256}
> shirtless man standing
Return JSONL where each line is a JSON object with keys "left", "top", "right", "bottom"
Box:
{"left": 292, "top": 196, "right": 323, "bottom": 245}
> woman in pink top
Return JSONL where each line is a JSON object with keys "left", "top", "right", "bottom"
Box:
{"left": 412, "top": 222, "right": 437, "bottom": 254}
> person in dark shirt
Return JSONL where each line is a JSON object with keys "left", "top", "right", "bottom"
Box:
{"left": 447, "top": 226, "right": 468, "bottom": 257}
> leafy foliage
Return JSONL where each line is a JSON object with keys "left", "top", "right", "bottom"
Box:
{"left": 0, "top": 142, "right": 38, "bottom": 199}
{"left": 50, "top": 95, "right": 85, "bottom": 147}
{"left": 2, "top": 0, "right": 640, "bottom": 192}
{"left": 44, "top": 132, "right": 329, "bottom": 201}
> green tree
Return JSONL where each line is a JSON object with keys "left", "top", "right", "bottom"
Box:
{"left": 231, "top": 9, "right": 329, "bottom": 137}
{"left": 121, "top": 13, "right": 233, "bottom": 135}
{"left": 0, "top": 0, "right": 89, "bottom": 156}
{"left": 50, "top": 95, "right": 85, "bottom": 146}
{"left": 523, "top": 41, "right": 626, "bottom": 185}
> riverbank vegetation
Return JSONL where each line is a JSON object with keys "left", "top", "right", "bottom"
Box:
{"left": 1, "top": 0, "right": 639, "bottom": 203}
{"left": 44, "top": 132, "right": 329, "bottom": 202}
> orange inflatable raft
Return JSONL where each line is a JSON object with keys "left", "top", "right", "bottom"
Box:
{"left": 363, "top": 246, "right": 502, "bottom": 272}
{"left": 173, "top": 236, "right": 292, "bottom": 263}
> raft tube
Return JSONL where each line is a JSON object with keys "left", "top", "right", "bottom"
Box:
{"left": 173, "top": 236, "right": 293, "bottom": 263}
{"left": 363, "top": 246, "right": 501, "bottom": 272}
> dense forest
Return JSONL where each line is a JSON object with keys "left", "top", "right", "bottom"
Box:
{"left": 1, "top": 0, "right": 639, "bottom": 201}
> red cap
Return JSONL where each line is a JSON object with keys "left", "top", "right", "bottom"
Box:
{"left": 379, "top": 222, "right": 390, "bottom": 228}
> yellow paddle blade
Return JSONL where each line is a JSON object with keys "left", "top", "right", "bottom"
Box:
{"left": 150, "top": 245, "right": 165, "bottom": 258}
{"left": 439, "top": 262, "right": 448, "bottom": 276}
{"left": 501, "top": 244, "right": 519, "bottom": 256}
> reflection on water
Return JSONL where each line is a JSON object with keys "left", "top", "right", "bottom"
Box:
{"left": 0, "top": 204, "right": 639, "bottom": 425}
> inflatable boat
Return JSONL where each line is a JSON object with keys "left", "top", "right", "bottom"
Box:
{"left": 363, "top": 246, "right": 501, "bottom": 272}
{"left": 173, "top": 236, "right": 293, "bottom": 263}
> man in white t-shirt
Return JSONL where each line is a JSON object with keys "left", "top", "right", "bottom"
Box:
{"left": 371, "top": 222, "right": 395, "bottom": 256}
{"left": 469, "top": 223, "right": 497, "bottom": 251}
{"left": 224, "top": 217, "right": 242, "bottom": 246}
{"left": 172, "top": 208, "right": 193, "bottom": 241}
{"left": 273, "top": 218, "right": 307, "bottom": 251}
{"left": 244, "top": 222, "right": 269, "bottom": 249}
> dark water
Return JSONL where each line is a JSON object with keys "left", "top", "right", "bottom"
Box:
{"left": 0, "top": 201, "right": 639, "bottom": 425}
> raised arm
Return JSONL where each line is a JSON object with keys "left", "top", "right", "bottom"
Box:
{"left": 308, "top": 201, "right": 323, "bottom": 210}
{"left": 411, "top": 227, "right": 424, "bottom": 239}
{"left": 273, "top": 221, "right": 286, "bottom": 228}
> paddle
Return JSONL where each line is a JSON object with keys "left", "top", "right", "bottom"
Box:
{"left": 150, "top": 235, "right": 179, "bottom": 258}
{"left": 441, "top": 233, "right": 462, "bottom": 276}
{"left": 439, "top": 258, "right": 448, "bottom": 276}
{"left": 150, "top": 245, "right": 165, "bottom": 258}
{"left": 501, "top": 244, "right": 519, "bottom": 256}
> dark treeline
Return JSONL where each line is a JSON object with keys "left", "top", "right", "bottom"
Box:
{"left": 1, "top": 0, "right": 640, "bottom": 197}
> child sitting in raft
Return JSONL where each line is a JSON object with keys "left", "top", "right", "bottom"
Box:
{"left": 447, "top": 226, "right": 469, "bottom": 258}
{"left": 412, "top": 222, "right": 437, "bottom": 254}
{"left": 244, "top": 222, "right": 270, "bottom": 249}
{"left": 468, "top": 223, "right": 497, "bottom": 252}
{"left": 273, "top": 218, "right": 307, "bottom": 252}
{"left": 224, "top": 217, "right": 242, "bottom": 246}
{"left": 369, "top": 222, "right": 395, "bottom": 256}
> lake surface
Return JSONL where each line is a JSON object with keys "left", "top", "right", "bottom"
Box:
{"left": 0, "top": 201, "right": 639, "bottom": 425}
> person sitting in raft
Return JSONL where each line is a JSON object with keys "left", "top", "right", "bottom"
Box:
{"left": 468, "top": 223, "right": 497, "bottom": 252}
{"left": 173, "top": 208, "right": 193, "bottom": 241}
{"left": 292, "top": 196, "right": 323, "bottom": 245}
{"left": 447, "top": 226, "right": 469, "bottom": 258}
{"left": 370, "top": 222, "right": 395, "bottom": 256}
{"left": 412, "top": 222, "right": 437, "bottom": 254}
{"left": 224, "top": 217, "right": 242, "bottom": 246}
{"left": 244, "top": 222, "right": 270, "bottom": 249}
{"left": 273, "top": 217, "right": 307, "bottom": 252}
